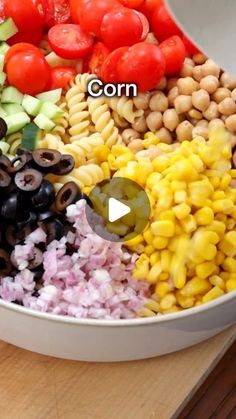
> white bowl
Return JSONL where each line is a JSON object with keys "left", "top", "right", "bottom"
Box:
{"left": 0, "top": 291, "right": 235, "bottom": 361}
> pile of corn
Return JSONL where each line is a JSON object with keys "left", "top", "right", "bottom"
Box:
{"left": 107, "top": 128, "right": 236, "bottom": 315}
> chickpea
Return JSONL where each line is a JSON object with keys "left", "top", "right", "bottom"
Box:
{"left": 208, "top": 118, "right": 225, "bottom": 131}
{"left": 146, "top": 111, "right": 163, "bottom": 132}
{"left": 133, "top": 93, "right": 150, "bottom": 110}
{"left": 156, "top": 77, "right": 167, "bottom": 90}
{"left": 121, "top": 129, "right": 139, "bottom": 144}
{"left": 166, "top": 78, "right": 178, "bottom": 91}
{"left": 193, "top": 53, "right": 207, "bottom": 65}
{"left": 225, "top": 115, "right": 236, "bottom": 132}
{"left": 231, "top": 88, "right": 236, "bottom": 101}
{"left": 179, "top": 58, "right": 195, "bottom": 77}
{"left": 192, "top": 89, "right": 210, "bottom": 112}
{"left": 149, "top": 91, "right": 168, "bottom": 112}
{"left": 163, "top": 109, "right": 179, "bottom": 131}
{"left": 177, "top": 77, "right": 198, "bottom": 95}
{"left": 196, "top": 119, "right": 208, "bottom": 127}
{"left": 168, "top": 86, "right": 179, "bottom": 107}
{"left": 188, "top": 109, "right": 203, "bottom": 120}
{"left": 201, "top": 59, "right": 220, "bottom": 78}
{"left": 212, "top": 87, "right": 231, "bottom": 103}
{"left": 200, "top": 75, "right": 219, "bottom": 94}
{"left": 176, "top": 121, "right": 193, "bottom": 142}
{"left": 218, "top": 97, "right": 236, "bottom": 116}
{"left": 174, "top": 95, "right": 192, "bottom": 114}
{"left": 220, "top": 72, "right": 236, "bottom": 89}
{"left": 128, "top": 139, "right": 144, "bottom": 154}
{"left": 221, "top": 115, "right": 227, "bottom": 122}
{"left": 147, "top": 145, "right": 162, "bottom": 160}
{"left": 132, "top": 115, "right": 148, "bottom": 133}
{"left": 155, "top": 127, "right": 173, "bottom": 144}
{"left": 203, "top": 101, "right": 220, "bottom": 120}
{"left": 145, "top": 32, "right": 158, "bottom": 45}
{"left": 192, "top": 65, "right": 203, "bottom": 82}
{"left": 192, "top": 125, "right": 209, "bottom": 139}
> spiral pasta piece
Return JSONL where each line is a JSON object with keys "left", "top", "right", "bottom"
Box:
{"left": 106, "top": 96, "right": 143, "bottom": 124}
{"left": 6, "top": 132, "right": 22, "bottom": 155}
{"left": 63, "top": 133, "right": 104, "bottom": 166}
{"left": 59, "top": 164, "right": 105, "bottom": 189}
{"left": 87, "top": 96, "right": 122, "bottom": 148}
{"left": 52, "top": 99, "right": 70, "bottom": 142}
{"left": 112, "top": 111, "right": 129, "bottom": 128}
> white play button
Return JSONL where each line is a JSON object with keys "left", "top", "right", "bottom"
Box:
{"left": 108, "top": 198, "right": 131, "bottom": 223}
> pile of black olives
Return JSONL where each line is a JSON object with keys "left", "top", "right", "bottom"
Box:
{"left": 0, "top": 148, "right": 87, "bottom": 279}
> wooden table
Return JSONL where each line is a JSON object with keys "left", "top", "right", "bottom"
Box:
{"left": 0, "top": 326, "right": 235, "bottom": 419}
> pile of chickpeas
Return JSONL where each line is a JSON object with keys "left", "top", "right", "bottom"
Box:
{"left": 121, "top": 54, "right": 236, "bottom": 162}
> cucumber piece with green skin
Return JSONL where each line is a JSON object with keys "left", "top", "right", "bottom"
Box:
{"left": 0, "top": 140, "right": 9, "bottom": 154}
{"left": 22, "top": 95, "right": 42, "bottom": 117}
{"left": 0, "top": 18, "right": 18, "bottom": 41}
{"left": 5, "top": 112, "right": 31, "bottom": 135}
{"left": 0, "top": 71, "right": 6, "bottom": 86}
{"left": 40, "top": 102, "right": 64, "bottom": 120}
{"left": 21, "top": 123, "right": 41, "bottom": 151}
{"left": 2, "top": 103, "right": 24, "bottom": 115}
{"left": 0, "top": 106, "right": 7, "bottom": 118}
{"left": 0, "top": 42, "right": 10, "bottom": 55}
{"left": 34, "top": 114, "right": 56, "bottom": 132}
{"left": 1, "top": 86, "right": 24, "bottom": 104}
{"left": 36, "top": 88, "right": 62, "bottom": 104}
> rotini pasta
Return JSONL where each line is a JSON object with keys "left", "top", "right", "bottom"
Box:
{"left": 87, "top": 96, "right": 122, "bottom": 148}
{"left": 59, "top": 164, "right": 105, "bottom": 189}
{"left": 106, "top": 96, "right": 144, "bottom": 124}
{"left": 112, "top": 111, "right": 129, "bottom": 128}
{"left": 6, "top": 132, "right": 22, "bottom": 155}
{"left": 52, "top": 98, "right": 70, "bottom": 143}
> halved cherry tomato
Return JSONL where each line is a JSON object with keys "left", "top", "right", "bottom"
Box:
{"left": 88, "top": 42, "right": 110, "bottom": 77}
{"left": 50, "top": 66, "right": 76, "bottom": 89}
{"left": 79, "top": 0, "right": 121, "bottom": 38}
{"left": 117, "top": 42, "right": 166, "bottom": 92}
{"left": 6, "top": 49, "right": 51, "bottom": 95}
{"left": 182, "top": 34, "right": 201, "bottom": 56}
{"left": 69, "top": 0, "right": 83, "bottom": 23}
{"left": 0, "top": 0, "right": 5, "bottom": 21}
{"left": 101, "top": 8, "right": 143, "bottom": 49}
{"left": 48, "top": 23, "right": 94, "bottom": 59}
{"left": 135, "top": 10, "right": 149, "bottom": 41}
{"left": 5, "top": 43, "right": 40, "bottom": 64}
{"left": 44, "top": 0, "right": 71, "bottom": 27}
{"left": 159, "top": 35, "right": 186, "bottom": 75}
{"left": 151, "top": 3, "right": 182, "bottom": 42}
{"left": 138, "top": 0, "right": 162, "bottom": 20}
{"left": 101, "top": 46, "right": 129, "bottom": 83}
{"left": 119, "top": 0, "right": 144, "bottom": 7}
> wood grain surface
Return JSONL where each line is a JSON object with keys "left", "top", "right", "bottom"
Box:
{"left": 0, "top": 326, "right": 235, "bottom": 419}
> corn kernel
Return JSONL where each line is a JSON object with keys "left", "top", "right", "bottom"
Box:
{"left": 160, "top": 293, "right": 177, "bottom": 310}
{"left": 195, "top": 207, "right": 214, "bottom": 225}
{"left": 151, "top": 220, "right": 175, "bottom": 237}
{"left": 209, "top": 275, "right": 225, "bottom": 290}
{"left": 196, "top": 262, "right": 217, "bottom": 279}
{"left": 150, "top": 252, "right": 160, "bottom": 266}
{"left": 180, "top": 277, "right": 211, "bottom": 297}
{"left": 173, "top": 203, "right": 191, "bottom": 220}
{"left": 177, "top": 292, "right": 195, "bottom": 309}
{"left": 155, "top": 282, "right": 171, "bottom": 298}
{"left": 144, "top": 245, "right": 155, "bottom": 256}
{"left": 222, "top": 257, "right": 236, "bottom": 273}
{"left": 153, "top": 236, "right": 168, "bottom": 250}
{"left": 181, "top": 215, "right": 197, "bottom": 234}
{"left": 147, "top": 262, "right": 163, "bottom": 284}
{"left": 145, "top": 299, "right": 160, "bottom": 313}
{"left": 226, "top": 279, "right": 236, "bottom": 292}
{"left": 174, "top": 190, "right": 187, "bottom": 203}
{"left": 202, "top": 286, "right": 224, "bottom": 303}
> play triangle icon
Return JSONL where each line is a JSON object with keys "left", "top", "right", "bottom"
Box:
{"left": 108, "top": 198, "right": 131, "bottom": 223}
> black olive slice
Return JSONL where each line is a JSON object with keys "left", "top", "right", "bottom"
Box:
{"left": 37, "top": 211, "right": 54, "bottom": 222}
{"left": 1, "top": 192, "right": 22, "bottom": 220}
{"left": 32, "top": 267, "right": 44, "bottom": 283}
{"left": 16, "top": 148, "right": 33, "bottom": 163}
{"left": 0, "top": 249, "right": 12, "bottom": 276}
{"left": 16, "top": 211, "right": 37, "bottom": 229}
{"left": 0, "top": 169, "right": 11, "bottom": 188}
{"left": 6, "top": 225, "right": 32, "bottom": 247}
{"left": 53, "top": 154, "right": 75, "bottom": 175}
{"left": 31, "top": 180, "right": 55, "bottom": 211}
{"left": 45, "top": 219, "right": 64, "bottom": 244}
{"left": 7, "top": 155, "right": 27, "bottom": 174}
{"left": 28, "top": 248, "right": 43, "bottom": 270}
{"left": 55, "top": 182, "right": 82, "bottom": 212}
{"left": 0, "top": 155, "right": 11, "bottom": 171}
{"left": 0, "top": 118, "right": 8, "bottom": 140}
{"left": 32, "top": 149, "right": 61, "bottom": 173}
{"left": 15, "top": 169, "right": 43, "bottom": 192}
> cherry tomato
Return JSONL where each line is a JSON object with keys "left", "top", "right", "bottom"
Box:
{"left": 88, "top": 42, "right": 110, "bottom": 77}
{"left": 101, "top": 46, "right": 129, "bottom": 83}
{"left": 4, "top": 0, "right": 44, "bottom": 30}
{"left": 119, "top": 0, "right": 144, "bottom": 7}
{"left": 151, "top": 3, "right": 182, "bottom": 42}
{"left": 6, "top": 49, "right": 51, "bottom": 95}
{"left": 159, "top": 35, "right": 186, "bottom": 75}
{"left": 182, "top": 34, "right": 200, "bottom": 56}
{"left": 101, "top": 8, "right": 143, "bottom": 49}
{"left": 79, "top": 0, "right": 121, "bottom": 37}
{"left": 117, "top": 42, "right": 165, "bottom": 92}
{"left": 69, "top": 0, "right": 83, "bottom": 23}
{"left": 48, "top": 23, "right": 94, "bottom": 59}
{"left": 0, "top": 0, "right": 5, "bottom": 21}
{"left": 135, "top": 10, "right": 149, "bottom": 41}
{"left": 138, "top": 0, "right": 162, "bottom": 20}
{"left": 44, "top": 0, "right": 71, "bottom": 27}
{"left": 5, "top": 43, "right": 40, "bottom": 64}
{"left": 50, "top": 66, "right": 76, "bottom": 89}
{"left": 7, "top": 29, "right": 43, "bottom": 46}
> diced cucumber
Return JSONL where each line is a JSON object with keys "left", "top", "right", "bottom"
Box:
{"left": 0, "top": 42, "right": 10, "bottom": 55}
{"left": 1, "top": 86, "right": 24, "bottom": 104}
{"left": 0, "top": 55, "right": 4, "bottom": 72}
{"left": 0, "top": 106, "right": 7, "bottom": 118}
{"left": 36, "top": 88, "right": 62, "bottom": 104}
{"left": 22, "top": 95, "right": 42, "bottom": 117}
{"left": 22, "top": 123, "right": 41, "bottom": 151}
{"left": 5, "top": 112, "right": 30, "bottom": 135}
{"left": 40, "top": 102, "right": 64, "bottom": 120}
{"left": 0, "top": 71, "right": 6, "bottom": 86}
{"left": 0, "top": 18, "right": 18, "bottom": 41}
{"left": 45, "top": 51, "right": 76, "bottom": 68}
{"left": 34, "top": 114, "right": 56, "bottom": 132}
{"left": 2, "top": 103, "right": 24, "bottom": 115}
{"left": 0, "top": 140, "right": 9, "bottom": 154}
